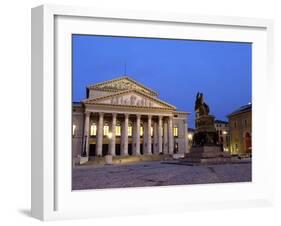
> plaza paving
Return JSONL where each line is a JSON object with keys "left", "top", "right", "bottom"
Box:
{"left": 72, "top": 161, "right": 251, "bottom": 190}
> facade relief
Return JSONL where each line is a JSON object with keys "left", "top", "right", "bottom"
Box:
{"left": 97, "top": 80, "right": 154, "bottom": 96}
{"left": 110, "top": 94, "right": 155, "bottom": 107}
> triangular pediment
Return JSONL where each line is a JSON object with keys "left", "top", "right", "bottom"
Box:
{"left": 88, "top": 76, "right": 158, "bottom": 97}
{"left": 83, "top": 90, "right": 176, "bottom": 110}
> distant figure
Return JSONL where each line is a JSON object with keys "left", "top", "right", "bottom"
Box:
{"left": 195, "top": 92, "right": 210, "bottom": 117}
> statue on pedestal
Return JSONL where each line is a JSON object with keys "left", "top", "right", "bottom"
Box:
{"left": 183, "top": 92, "right": 231, "bottom": 164}
{"left": 195, "top": 92, "right": 210, "bottom": 117}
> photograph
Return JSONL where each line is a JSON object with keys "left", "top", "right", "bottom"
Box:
{"left": 71, "top": 34, "right": 252, "bottom": 190}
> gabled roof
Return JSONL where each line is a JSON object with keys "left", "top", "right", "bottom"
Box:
{"left": 87, "top": 76, "right": 158, "bottom": 96}
{"left": 83, "top": 89, "right": 176, "bottom": 110}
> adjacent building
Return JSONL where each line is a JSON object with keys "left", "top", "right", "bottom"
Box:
{"left": 227, "top": 103, "right": 252, "bottom": 155}
{"left": 214, "top": 120, "right": 229, "bottom": 152}
{"left": 72, "top": 76, "right": 190, "bottom": 164}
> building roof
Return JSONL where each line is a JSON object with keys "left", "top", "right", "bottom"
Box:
{"left": 87, "top": 76, "right": 159, "bottom": 96}
{"left": 227, "top": 103, "right": 252, "bottom": 117}
{"left": 215, "top": 119, "right": 228, "bottom": 124}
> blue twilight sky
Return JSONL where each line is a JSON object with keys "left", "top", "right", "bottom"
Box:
{"left": 72, "top": 35, "right": 252, "bottom": 128}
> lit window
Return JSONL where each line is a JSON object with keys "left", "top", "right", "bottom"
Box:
{"left": 173, "top": 126, "right": 178, "bottom": 137}
{"left": 128, "top": 125, "right": 132, "bottom": 137}
{"left": 116, "top": 124, "right": 121, "bottom": 136}
{"left": 103, "top": 124, "right": 109, "bottom": 136}
{"left": 140, "top": 126, "right": 144, "bottom": 137}
{"left": 72, "top": 124, "right": 76, "bottom": 136}
{"left": 90, "top": 123, "right": 97, "bottom": 136}
{"left": 150, "top": 126, "right": 153, "bottom": 137}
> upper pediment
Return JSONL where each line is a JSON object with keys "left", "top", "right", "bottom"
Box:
{"left": 88, "top": 76, "right": 158, "bottom": 97}
{"left": 83, "top": 89, "right": 176, "bottom": 110}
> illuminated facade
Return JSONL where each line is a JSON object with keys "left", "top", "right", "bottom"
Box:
{"left": 72, "top": 76, "right": 190, "bottom": 163}
{"left": 227, "top": 104, "right": 252, "bottom": 155}
{"left": 214, "top": 120, "right": 230, "bottom": 152}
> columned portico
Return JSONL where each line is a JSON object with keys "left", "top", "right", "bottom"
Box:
{"left": 97, "top": 112, "right": 104, "bottom": 156}
{"left": 73, "top": 76, "right": 190, "bottom": 164}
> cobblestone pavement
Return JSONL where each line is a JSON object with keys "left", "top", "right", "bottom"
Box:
{"left": 72, "top": 161, "right": 251, "bottom": 190}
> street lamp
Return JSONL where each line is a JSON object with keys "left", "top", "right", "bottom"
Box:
{"left": 187, "top": 133, "right": 193, "bottom": 140}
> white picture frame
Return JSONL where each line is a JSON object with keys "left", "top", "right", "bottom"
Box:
{"left": 31, "top": 4, "right": 274, "bottom": 221}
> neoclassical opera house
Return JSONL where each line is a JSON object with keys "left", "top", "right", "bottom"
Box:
{"left": 72, "top": 76, "right": 190, "bottom": 164}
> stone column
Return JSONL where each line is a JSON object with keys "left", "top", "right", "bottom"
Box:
{"left": 153, "top": 120, "right": 158, "bottom": 154}
{"left": 163, "top": 119, "right": 168, "bottom": 154}
{"left": 121, "top": 113, "right": 129, "bottom": 156}
{"left": 82, "top": 111, "right": 90, "bottom": 157}
{"left": 158, "top": 116, "right": 163, "bottom": 154}
{"left": 147, "top": 115, "right": 152, "bottom": 155}
{"left": 168, "top": 116, "right": 174, "bottom": 155}
{"left": 135, "top": 114, "right": 141, "bottom": 155}
{"left": 97, "top": 112, "right": 104, "bottom": 156}
{"left": 110, "top": 113, "right": 117, "bottom": 156}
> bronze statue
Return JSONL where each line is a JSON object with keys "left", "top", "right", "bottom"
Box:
{"left": 195, "top": 92, "right": 209, "bottom": 117}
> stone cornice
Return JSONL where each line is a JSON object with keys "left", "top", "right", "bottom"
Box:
{"left": 84, "top": 103, "right": 174, "bottom": 115}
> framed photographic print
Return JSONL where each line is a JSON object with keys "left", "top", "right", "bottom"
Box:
{"left": 31, "top": 4, "right": 274, "bottom": 221}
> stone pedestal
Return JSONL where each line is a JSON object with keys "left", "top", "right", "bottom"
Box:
{"left": 183, "top": 114, "right": 231, "bottom": 164}
{"left": 105, "top": 155, "right": 113, "bottom": 165}
{"left": 183, "top": 146, "right": 231, "bottom": 164}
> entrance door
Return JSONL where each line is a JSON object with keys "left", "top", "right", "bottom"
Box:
{"left": 140, "top": 144, "right": 143, "bottom": 155}
{"left": 89, "top": 144, "right": 96, "bottom": 156}
{"left": 245, "top": 132, "right": 251, "bottom": 153}
{"left": 102, "top": 144, "right": 109, "bottom": 156}
{"left": 115, "top": 144, "right": 121, "bottom": 156}
{"left": 128, "top": 144, "right": 133, "bottom": 155}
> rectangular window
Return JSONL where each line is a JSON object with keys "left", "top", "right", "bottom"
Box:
{"left": 140, "top": 126, "right": 144, "bottom": 137}
{"left": 173, "top": 126, "right": 178, "bottom": 137}
{"left": 116, "top": 125, "right": 121, "bottom": 136}
{"left": 72, "top": 124, "right": 76, "bottom": 136}
{"left": 151, "top": 126, "right": 153, "bottom": 137}
{"left": 103, "top": 125, "right": 109, "bottom": 136}
{"left": 244, "top": 119, "right": 247, "bottom": 126}
{"left": 90, "top": 124, "right": 97, "bottom": 136}
{"left": 128, "top": 126, "right": 132, "bottom": 137}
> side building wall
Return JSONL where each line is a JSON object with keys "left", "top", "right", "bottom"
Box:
{"left": 229, "top": 111, "right": 251, "bottom": 155}
{"left": 72, "top": 104, "right": 85, "bottom": 164}
{"left": 173, "top": 113, "right": 188, "bottom": 154}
